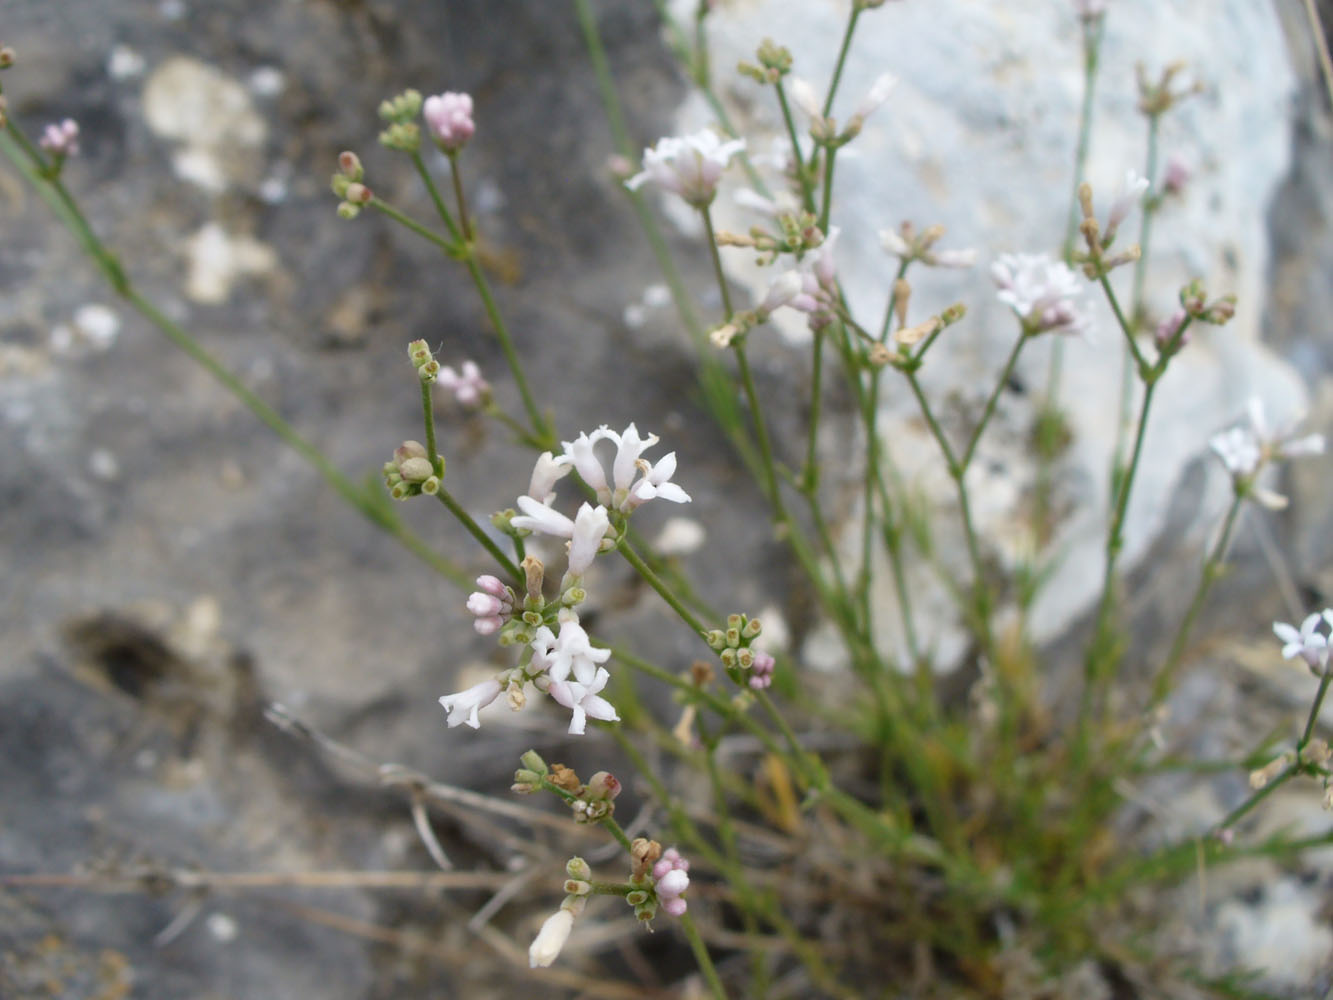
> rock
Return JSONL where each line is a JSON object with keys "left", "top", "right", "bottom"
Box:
{"left": 656, "top": 0, "right": 1308, "bottom": 666}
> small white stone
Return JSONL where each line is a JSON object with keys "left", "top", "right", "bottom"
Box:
{"left": 654, "top": 516, "right": 706, "bottom": 555}
{"left": 258, "top": 175, "right": 288, "bottom": 204}
{"left": 622, "top": 303, "right": 647, "bottom": 329}
{"left": 73, "top": 304, "right": 121, "bottom": 350}
{"left": 247, "top": 66, "right": 285, "bottom": 98}
{"left": 159, "top": 0, "right": 186, "bottom": 19}
{"left": 49, "top": 324, "right": 74, "bottom": 354}
{"left": 754, "top": 603, "right": 791, "bottom": 652}
{"left": 205, "top": 912, "right": 238, "bottom": 942}
{"left": 107, "top": 45, "right": 146, "bottom": 81}
{"left": 642, "top": 283, "right": 671, "bottom": 308}
{"left": 89, "top": 448, "right": 119, "bottom": 481}
{"left": 183, "top": 223, "right": 277, "bottom": 305}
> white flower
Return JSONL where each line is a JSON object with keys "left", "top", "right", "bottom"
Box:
{"left": 558, "top": 424, "right": 691, "bottom": 513}
{"left": 787, "top": 76, "right": 821, "bottom": 119}
{"left": 625, "top": 130, "right": 745, "bottom": 207}
{"left": 567, "top": 503, "right": 610, "bottom": 576}
{"left": 530, "top": 618, "right": 617, "bottom": 734}
{"left": 757, "top": 269, "right": 805, "bottom": 317}
{"left": 527, "top": 451, "right": 572, "bottom": 505}
{"left": 1208, "top": 426, "right": 1262, "bottom": 480}
{"left": 991, "top": 253, "right": 1089, "bottom": 336}
{"left": 438, "top": 678, "right": 502, "bottom": 729}
{"left": 1210, "top": 398, "right": 1325, "bottom": 508}
{"left": 849, "top": 73, "right": 898, "bottom": 127}
{"left": 1105, "top": 169, "right": 1150, "bottom": 235}
{"left": 1274, "top": 613, "right": 1329, "bottom": 674}
{"left": 530, "top": 618, "right": 611, "bottom": 686}
{"left": 511, "top": 494, "right": 578, "bottom": 536}
{"left": 548, "top": 668, "right": 618, "bottom": 735}
{"left": 529, "top": 909, "right": 574, "bottom": 968}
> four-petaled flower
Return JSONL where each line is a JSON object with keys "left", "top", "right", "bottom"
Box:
{"left": 39, "top": 119, "right": 80, "bottom": 158}
{"left": 625, "top": 130, "right": 745, "bottom": 207}
{"left": 530, "top": 617, "right": 618, "bottom": 734}
{"left": 1274, "top": 611, "right": 1331, "bottom": 675}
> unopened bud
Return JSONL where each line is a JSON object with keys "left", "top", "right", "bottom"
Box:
{"left": 520, "top": 749, "right": 548, "bottom": 774}
{"left": 338, "top": 150, "right": 363, "bottom": 179}
{"left": 585, "top": 771, "right": 622, "bottom": 801}
{"left": 395, "top": 440, "right": 428, "bottom": 465}
{"left": 565, "top": 857, "right": 591, "bottom": 880}
{"left": 741, "top": 617, "right": 762, "bottom": 640}
{"left": 397, "top": 457, "right": 434, "bottom": 482}
{"left": 336, "top": 202, "right": 360, "bottom": 221}
{"left": 344, "top": 182, "right": 372, "bottom": 205}
{"left": 563, "top": 879, "right": 592, "bottom": 896}
{"left": 0, "top": 47, "right": 14, "bottom": 69}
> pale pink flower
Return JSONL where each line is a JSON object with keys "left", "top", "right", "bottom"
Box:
{"left": 437, "top": 360, "right": 489, "bottom": 407}
{"left": 438, "top": 678, "right": 502, "bottom": 729}
{"left": 466, "top": 574, "right": 514, "bottom": 635}
{"left": 39, "top": 119, "right": 79, "bottom": 157}
{"left": 749, "top": 650, "right": 776, "bottom": 690}
{"left": 626, "top": 130, "right": 745, "bottom": 206}
{"left": 1154, "top": 309, "right": 1189, "bottom": 352}
{"left": 651, "top": 847, "right": 691, "bottom": 917}
{"left": 758, "top": 269, "right": 806, "bottom": 317}
{"left": 1274, "top": 613, "right": 1329, "bottom": 674}
{"left": 422, "top": 92, "right": 475, "bottom": 152}
{"left": 1209, "top": 398, "right": 1325, "bottom": 509}
{"left": 991, "top": 253, "right": 1089, "bottom": 336}
{"left": 1163, "top": 154, "right": 1191, "bottom": 196}
{"left": 1105, "top": 169, "right": 1150, "bottom": 237}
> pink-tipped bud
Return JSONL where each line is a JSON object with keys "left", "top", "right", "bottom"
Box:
{"left": 661, "top": 897, "right": 687, "bottom": 917}
{"left": 656, "top": 869, "right": 689, "bottom": 897}
{"left": 476, "top": 574, "right": 508, "bottom": 597}
{"left": 585, "top": 771, "right": 622, "bottom": 801}
{"left": 338, "top": 150, "right": 363, "bottom": 180}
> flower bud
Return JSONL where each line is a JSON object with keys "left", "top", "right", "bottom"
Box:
{"left": 0, "top": 46, "right": 15, "bottom": 69}
{"left": 563, "top": 879, "right": 591, "bottom": 896}
{"left": 585, "top": 771, "right": 622, "bottom": 801}
{"left": 338, "top": 150, "right": 363, "bottom": 179}
{"left": 520, "top": 749, "right": 548, "bottom": 774}
{"left": 565, "top": 857, "right": 591, "bottom": 880}
{"left": 397, "top": 457, "right": 435, "bottom": 482}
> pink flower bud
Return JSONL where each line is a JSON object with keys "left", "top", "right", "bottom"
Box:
{"left": 661, "top": 897, "right": 687, "bottom": 917}
{"left": 656, "top": 869, "right": 689, "bottom": 897}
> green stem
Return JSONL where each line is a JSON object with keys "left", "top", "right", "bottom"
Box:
{"left": 1148, "top": 494, "right": 1243, "bottom": 708}
{"left": 680, "top": 912, "right": 728, "bottom": 1000}
{"left": 420, "top": 380, "right": 439, "bottom": 469}
{"left": 1098, "top": 274, "right": 1150, "bottom": 374}
{"left": 775, "top": 82, "right": 816, "bottom": 213}
{"left": 462, "top": 252, "right": 553, "bottom": 448}
{"left": 822, "top": 7, "right": 863, "bottom": 117}
{"left": 618, "top": 540, "right": 709, "bottom": 638}
{"left": 0, "top": 125, "right": 472, "bottom": 592}
{"left": 408, "top": 151, "right": 464, "bottom": 245}
{"left": 433, "top": 488, "right": 521, "bottom": 583}
{"left": 700, "top": 204, "right": 734, "bottom": 320}
{"left": 960, "top": 330, "right": 1028, "bottom": 472}
{"left": 369, "top": 196, "right": 459, "bottom": 255}
{"left": 446, "top": 152, "right": 473, "bottom": 242}
{"left": 1300, "top": 671, "right": 1332, "bottom": 748}
{"left": 818, "top": 147, "right": 837, "bottom": 234}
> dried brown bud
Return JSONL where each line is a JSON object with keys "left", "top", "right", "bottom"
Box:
{"left": 690, "top": 660, "right": 715, "bottom": 687}
{"left": 549, "top": 763, "right": 582, "bottom": 793}
{"left": 630, "top": 837, "right": 662, "bottom": 878}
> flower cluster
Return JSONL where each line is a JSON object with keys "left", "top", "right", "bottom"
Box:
{"left": 440, "top": 426, "right": 690, "bottom": 735}
{"left": 626, "top": 129, "right": 745, "bottom": 207}
{"left": 377, "top": 89, "right": 423, "bottom": 152}
{"left": 383, "top": 439, "right": 441, "bottom": 499}
{"left": 705, "top": 612, "right": 774, "bottom": 689}
{"left": 650, "top": 847, "right": 691, "bottom": 917}
{"left": 39, "top": 118, "right": 79, "bottom": 158}
{"left": 880, "top": 221, "right": 977, "bottom": 269}
{"left": 437, "top": 360, "right": 489, "bottom": 407}
{"left": 422, "top": 91, "right": 475, "bottom": 153}
{"left": 991, "top": 253, "right": 1090, "bottom": 337}
{"left": 1209, "top": 397, "right": 1324, "bottom": 509}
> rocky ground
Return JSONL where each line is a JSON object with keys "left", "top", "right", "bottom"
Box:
{"left": 2, "top": 1, "right": 1332, "bottom": 998}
